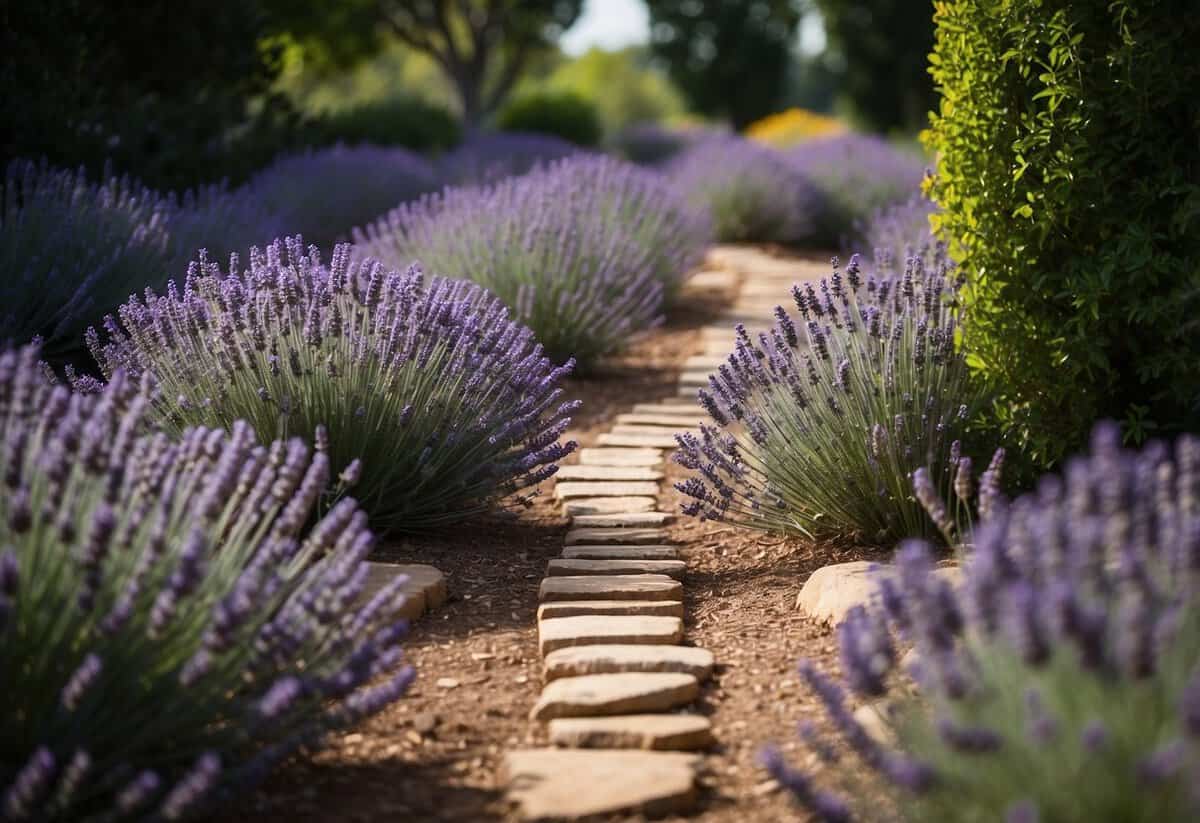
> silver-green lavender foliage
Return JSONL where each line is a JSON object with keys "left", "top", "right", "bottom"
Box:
{"left": 88, "top": 238, "right": 578, "bottom": 534}
{"left": 675, "top": 252, "right": 982, "bottom": 544}
{"left": 243, "top": 143, "right": 438, "bottom": 250}
{"left": 357, "top": 155, "right": 711, "bottom": 369}
{"left": 0, "top": 160, "right": 174, "bottom": 358}
{"left": 670, "top": 136, "right": 820, "bottom": 245}
{"left": 0, "top": 345, "right": 413, "bottom": 822}
{"left": 766, "top": 424, "right": 1200, "bottom": 822}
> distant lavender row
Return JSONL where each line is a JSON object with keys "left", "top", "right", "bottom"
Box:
{"left": 0, "top": 345, "right": 412, "bottom": 821}
{"left": 357, "top": 155, "right": 711, "bottom": 369}
{"left": 89, "top": 238, "right": 577, "bottom": 533}
{"left": 769, "top": 423, "right": 1200, "bottom": 821}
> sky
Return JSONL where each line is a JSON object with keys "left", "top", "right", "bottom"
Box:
{"left": 560, "top": 0, "right": 826, "bottom": 56}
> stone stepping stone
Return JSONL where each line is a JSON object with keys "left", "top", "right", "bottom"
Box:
{"left": 596, "top": 432, "right": 680, "bottom": 449}
{"left": 615, "top": 413, "right": 701, "bottom": 428}
{"left": 543, "top": 644, "right": 715, "bottom": 682}
{"left": 357, "top": 562, "right": 448, "bottom": 620}
{"left": 530, "top": 672, "right": 699, "bottom": 720}
{"left": 631, "top": 403, "right": 700, "bottom": 416}
{"left": 538, "top": 614, "right": 684, "bottom": 655}
{"left": 554, "top": 481, "right": 660, "bottom": 500}
{"left": 548, "top": 714, "right": 714, "bottom": 751}
{"left": 563, "top": 497, "right": 657, "bottom": 516}
{"left": 611, "top": 424, "right": 692, "bottom": 437}
{"left": 537, "top": 600, "right": 685, "bottom": 620}
{"left": 577, "top": 447, "right": 662, "bottom": 467}
{"left": 570, "top": 511, "right": 674, "bottom": 528}
{"left": 683, "top": 354, "right": 728, "bottom": 369}
{"left": 685, "top": 269, "right": 738, "bottom": 290}
{"left": 540, "top": 575, "right": 682, "bottom": 603}
{"left": 678, "top": 371, "right": 711, "bottom": 387}
{"left": 503, "top": 748, "right": 700, "bottom": 820}
{"left": 562, "top": 545, "right": 680, "bottom": 560}
{"left": 796, "top": 560, "right": 962, "bottom": 625}
{"left": 555, "top": 465, "right": 663, "bottom": 481}
{"left": 564, "top": 527, "right": 667, "bottom": 545}
{"left": 548, "top": 558, "right": 686, "bottom": 580}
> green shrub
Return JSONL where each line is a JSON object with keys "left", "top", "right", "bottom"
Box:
{"left": 925, "top": 0, "right": 1200, "bottom": 468}
{"left": 496, "top": 91, "right": 603, "bottom": 147}
{"left": 312, "top": 96, "right": 461, "bottom": 153}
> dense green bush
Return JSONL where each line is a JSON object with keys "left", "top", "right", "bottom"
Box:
{"left": 312, "top": 96, "right": 461, "bottom": 153}
{"left": 925, "top": 0, "right": 1200, "bottom": 468}
{"left": 496, "top": 91, "right": 603, "bottom": 147}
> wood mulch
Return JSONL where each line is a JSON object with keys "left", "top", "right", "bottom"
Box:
{"left": 221, "top": 270, "right": 883, "bottom": 823}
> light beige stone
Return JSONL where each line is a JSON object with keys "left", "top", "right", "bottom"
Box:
{"left": 577, "top": 447, "right": 662, "bottom": 467}
{"left": 561, "top": 544, "right": 680, "bottom": 560}
{"left": 538, "top": 615, "right": 684, "bottom": 656}
{"left": 796, "top": 561, "right": 962, "bottom": 626}
{"left": 563, "top": 497, "right": 657, "bottom": 516}
{"left": 503, "top": 748, "right": 700, "bottom": 820}
{"left": 632, "top": 402, "right": 700, "bottom": 415}
{"left": 615, "top": 413, "right": 703, "bottom": 427}
{"left": 564, "top": 527, "right": 668, "bottom": 545}
{"left": 853, "top": 701, "right": 897, "bottom": 745}
{"left": 538, "top": 600, "right": 684, "bottom": 620}
{"left": 596, "top": 432, "right": 680, "bottom": 449}
{"left": 683, "top": 355, "right": 728, "bottom": 369}
{"left": 684, "top": 269, "right": 738, "bottom": 291}
{"left": 554, "top": 481, "right": 660, "bottom": 500}
{"left": 570, "top": 511, "right": 673, "bottom": 528}
{"left": 547, "top": 558, "right": 686, "bottom": 580}
{"left": 358, "top": 562, "right": 448, "bottom": 620}
{"left": 540, "top": 574, "right": 682, "bottom": 603}
{"left": 612, "top": 424, "right": 693, "bottom": 437}
{"left": 549, "top": 714, "right": 714, "bottom": 751}
{"left": 543, "top": 644, "right": 714, "bottom": 682}
{"left": 678, "top": 371, "right": 712, "bottom": 387}
{"left": 530, "top": 672, "right": 699, "bottom": 720}
{"left": 555, "top": 465, "right": 664, "bottom": 481}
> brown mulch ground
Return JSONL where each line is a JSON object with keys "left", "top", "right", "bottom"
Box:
{"left": 222, "top": 267, "right": 883, "bottom": 822}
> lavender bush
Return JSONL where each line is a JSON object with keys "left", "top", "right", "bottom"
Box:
{"left": 670, "top": 136, "right": 821, "bottom": 246}
{"left": 435, "top": 131, "right": 583, "bottom": 185}
{"left": 857, "top": 195, "right": 942, "bottom": 273}
{"left": 167, "top": 182, "right": 287, "bottom": 268}
{"left": 788, "top": 135, "right": 927, "bottom": 246}
{"left": 675, "top": 253, "right": 982, "bottom": 544}
{"left": 244, "top": 143, "right": 437, "bottom": 250}
{"left": 89, "top": 238, "right": 577, "bottom": 533}
{"left": 612, "top": 124, "right": 714, "bottom": 167}
{"left": 766, "top": 423, "right": 1200, "bottom": 822}
{"left": 357, "top": 155, "right": 711, "bottom": 369}
{"left": 0, "top": 345, "right": 413, "bottom": 821}
{"left": 0, "top": 160, "right": 173, "bottom": 359}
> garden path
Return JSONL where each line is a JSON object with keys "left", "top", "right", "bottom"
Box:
{"left": 503, "top": 246, "right": 828, "bottom": 820}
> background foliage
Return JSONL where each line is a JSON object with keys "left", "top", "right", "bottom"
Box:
{"left": 925, "top": 0, "right": 1200, "bottom": 469}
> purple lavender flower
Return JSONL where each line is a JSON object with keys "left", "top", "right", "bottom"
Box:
{"left": 437, "top": 131, "right": 584, "bottom": 184}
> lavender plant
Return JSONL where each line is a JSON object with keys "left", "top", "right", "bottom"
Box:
{"left": 0, "top": 160, "right": 173, "bottom": 359}
{"left": 670, "top": 136, "right": 821, "bottom": 245}
{"left": 766, "top": 423, "right": 1200, "bottom": 822}
{"left": 674, "top": 253, "right": 981, "bottom": 544}
{"left": 244, "top": 143, "right": 438, "bottom": 250}
{"left": 167, "top": 182, "right": 287, "bottom": 268}
{"left": 435, "top": 131, "right": 583, "bottom": 185}
{"left": 788, "top": 135, "right": 927, "bottom": 246}
{"left": 857, "top": 195, "right": 942, "bottom": 273}
{"left": 0, "top": 344, "right": 413, "bottom": 821}
{"left": 89, "top": 238, "right": 577, "bottom": 533}
{"left": 357, "top": 155, "right": 711, "bottom": 369}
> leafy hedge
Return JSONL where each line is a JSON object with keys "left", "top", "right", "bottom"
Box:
{"left": 925, "top": 0, "right": 1200, "bottom": 467}
{"left": 497, "top": 91, "right": 603, "bottom": 147}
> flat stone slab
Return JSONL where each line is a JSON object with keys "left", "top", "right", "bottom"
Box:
{"left": 555, "top": 481, "right": 660, "bottom": 500}
{"left": 632, "top": 402, "right": 699, "bottom": 415}
{"left": 685, "top": 269, "right": 738, "bottom": 291}
{"left": 683, "top": 355, "right": 728, "bottom": 369}
{"left": 612, "top": 424, "right": 694, "bottom": 437}
{"left": 678, "top": 371, "right": 712, "bottom": 387}
{"left": 358, "top": 562, "right": 448, "bottom": 620}
{"left": 562, "top": 545, "right": 680, "bottom": 560}
{"left": 564, "top": 527, "right": 668, "bottom": 545}
{"left": 615, "top": 413, "right": 704, "bottom": 427}
{"left": 538, "top": 615, "right": 684, "bottom": 656}
{"left": 504, "top": 749, "right": 700, "bottom": 820}
{"left": 548, "top": 558, "right": 687, "bottom": 580}
{"left": 540, "top": 575, "right": 683, "bottom": 603}
{"left": 530, "top": 672, "right": 700, "bottom": 720}
{"left": 538, "top": 600, "right": 685, "bottom": 620}
{"left": 570, "top": 511, "right": 674, "bottom": 528}
{"left": 555, "top": 465, "right": 664, "bottom": 481}
{"left": 549, "top": 714, "right": 715, "bottom": 751}
{"left": 796, "top": 561, "right": 962, "bottom": 625}
{"left": 563, "top": 496, "right": 657, "bottom": 516}
{"left": 596, "top": 432, "right": 681, "bottom": 449}
{"left": 543, "top": 644, "right": 715, "bottom": 682}
{"left": 577, "top": 447, "right": 662, "bottom": 467}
